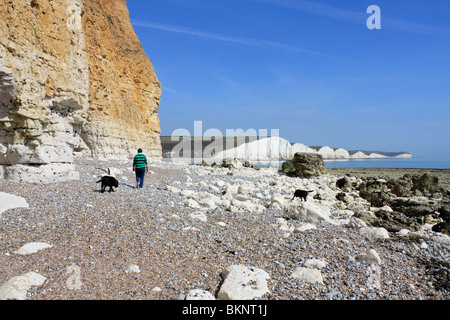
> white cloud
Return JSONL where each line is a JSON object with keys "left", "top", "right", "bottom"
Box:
{"left": 131, "top": 19, "right": 335, "bottom": 57}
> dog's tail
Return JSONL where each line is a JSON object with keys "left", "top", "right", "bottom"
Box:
{"left": 95, "top": 168, "right": 111, "bottom": 175}
{"left": 96, "top": 179, "right": 102, "bottom": 183}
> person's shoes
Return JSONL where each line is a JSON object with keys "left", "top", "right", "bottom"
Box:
{"left": 136, "top": 182, "right": 140, "bottom": 189}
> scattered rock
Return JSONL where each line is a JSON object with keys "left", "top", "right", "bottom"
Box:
{"left": 294, "top": 223, "right": 318, "bottom": 233}
{"left": 292, "top": 153, "right": 327, "bottom": 178}
{"left": 271, "top": 194, "right": 286, "bottom": 209}
{"left": 366, "top": 263, "right": 382, "bottom": 290}
{"left": 290, "top": 267, "right": 323, "bottom": 284}
{"left": 238, "top": 182, "right": 255, "bottom": 195}
{"left": 336, "top": 176, "right": 353, "bottom": 192}
{"left": 432, "top": 222, "right": 450, "bottom": 236}
{"left": 124, "top": 264, "right": 141, "bottom": 274}
{"left": 284, "top": 201, "right": 330, "bottom": 223}
{"left": 280, "top": 160, "right": 296, "bottom": 176}
{"left": 185, "top": 289, "right": 215, "bottom": 300}
{"left": 0, "top": 272, "right": 47, "bottom": 300}
{"left": 189, "top": 212, "right": 208, "bottom": 222}
{"left": 0, "top": 192, "right": 29, "bottom": 216}
{"left": 356, "top": 249, "right": 381, "bottom": 265}
{"left": 372, "top": 210, "right": 421, "bottom": 232}
{"left": 13, "top": 242, "right": 52, "bottom": 255}
{"left": 358, "top": 179, "right": 386, "bottom": 204}
{"left": 304, "top": 259, "right": 327, "bottom": 270}
{"left": 217, "top": 265, "right": 270, "bottom": 300}
{"left": 166, "top": 185, "right": 181, "bottom": 194}
{"left": 346, "top": 216, "right": 367, "bottom": 229}
{"left": 66, "top": 264, "right": 83, "bottom": 290}
{"left": 370, "top": 191, "right": 391, "bottom": 207}
{"left": 182, "top": 227, "right": 200, "bottom": 232}
{"left": 359, "top": 226, "right": 390, "bottom": 240}
{"left": 186, "top": 198, "right": 201, "bottom": 209}
{"left": 411, "top": 173, "right": 446, "bottom": 197}
{"left": 222, "top": 158, "right": 247, "bottom": 169}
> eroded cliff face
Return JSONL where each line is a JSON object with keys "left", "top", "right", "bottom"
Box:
{"left": 0, "top": 0, "right": 161, "bottom": 182}
{"left": 82, "top": 0, "right": 161, "bottom": 160}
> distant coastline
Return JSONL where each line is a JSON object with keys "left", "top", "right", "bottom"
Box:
{"left": 161, "top": 136, "right": 412, "bottom": 162}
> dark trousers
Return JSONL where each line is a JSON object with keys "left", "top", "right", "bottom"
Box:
{"left": 135, "top": 167, "right": 146, "bottom": 188}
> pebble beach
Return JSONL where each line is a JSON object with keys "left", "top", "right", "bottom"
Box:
{"left": 0, "top": 157, "right": 449, "bottom": 300}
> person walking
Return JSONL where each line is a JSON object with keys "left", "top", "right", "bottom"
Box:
{"left": 133, "top": 148, "right": 148, "bottom": 189}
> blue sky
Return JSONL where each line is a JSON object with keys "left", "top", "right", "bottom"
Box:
{"left": 127, "top": 0, "right": 450, "bottom": 157}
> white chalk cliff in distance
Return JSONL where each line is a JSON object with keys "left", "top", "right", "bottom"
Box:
{"left": 208, "top": 136, "right": 412, "bottom": 162}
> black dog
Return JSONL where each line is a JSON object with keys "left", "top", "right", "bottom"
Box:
{"left": 97, "top": 176, "right": 119, "bottom": 193}
{"left": 291, "top": 189, "right": 313, "bottom": 202}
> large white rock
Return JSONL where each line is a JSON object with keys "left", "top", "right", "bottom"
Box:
{"left": 197, "top": 197, "right": 217, "bottom": 209}
{"left": 284, "top": 201, "right": 330, "bottom": 222}
{"left": 230, "top": 199, "right": 265, "bottom": 214}
{"left": 294, "top": 223, "right": 318, "bottom": 233}
{"left": 356, "top": 249, "right": 381, "bottom": 265}
{"left": 124, "top": 264, "right": 141, "bottom": 274}
{"left": 238, "top": 183, "right": 255, "bottom": 195}
{"left": 0, "top": 272, "right": 47, "bottom": 300}
{"left": 189, "top": 212, "right": 208, "bottom": 222}
{"left": 270, "top": 194, "right": 285, "bottom": 209}
{"left": 185, "top": 289, "right": 216, "bottom": 300}
{"left": 3, "top": 163, "right": 80, "bottom": 183}
{"left": 290, "top": 267, "right": 323, "bottom": 284}
{"left": 408, "top": 230, "right": 450, "bottom": 247}
{"left": 180, "top": 189, "right": 196, "bottom": 198}
{"left": 359, "top": 226, "right": 390, "bottom": 240}
{"left": 304, "top": 259, "right": 327, "bottom": 270}
{"left": 0, "top": 192, "right": 29, "bottom": 215}
{"left": 13, "top": 242, "right": 52, "bottom": 255}
{"left": 346, "top": 216, "right": 367, "bottom": 229}
{"left": 275, "top": 218, "right": 295, "bottom": 233}
{"left": 217, "top": 265, "right": 270, "bottom": 300}
{"left": 186, "top": 198, "right": 201, "bottom": 209}
{"left": 166, "top": 185, "right": 181, "bottom": 194}
{"left": 222, "top": 184, "right": 239, "bottom": 196}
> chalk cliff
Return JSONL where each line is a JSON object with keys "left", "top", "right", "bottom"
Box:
{"left": 0, "top": 0, "right": 161, "bottom": 182}
{"left": 195, "top": 136, "right": 412, "bottom": 163}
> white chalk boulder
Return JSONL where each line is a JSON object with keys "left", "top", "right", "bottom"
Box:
{"left": 0, "top": 192, "right": 29, "bottom": 215}
{"left": 217, "top": 265, "right": 270, "bottom": 300}
{"left": 0, "top": 272, "right": 47, "bottom": 300}
{"left": 284, "top": 201, "right": 330, "bottom": 222}
{"left": 290, "top": 267, "right": 323, "bottom": 284}
{"left": 13, "top": 242, "right": 53, "bottom": 255}
{"left": 185, "top": 289, "right": 216, "bottom": 300}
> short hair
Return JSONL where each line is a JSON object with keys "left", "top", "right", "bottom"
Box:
{"left": 138, "top": 148, "right": 142, "bottom": 153}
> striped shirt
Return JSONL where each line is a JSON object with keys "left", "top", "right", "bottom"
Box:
{"left": 133, "top": 153, "right": 147, "bottom": 169}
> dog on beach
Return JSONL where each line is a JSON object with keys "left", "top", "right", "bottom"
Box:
{"left": 97, "top": 175, "right": 119, "bottom": 193}
{"left": 291, "top": 189, "right": 314, "bottom": 202}
{"left": 96, "top": 168, "right": 119, "bottom": 193}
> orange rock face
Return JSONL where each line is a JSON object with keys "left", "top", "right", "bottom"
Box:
{"left": 82, "top": 0, "right": 162, "bottom": 159}
{"left": 0, "top": 0, "right": 161, "bottom": 182}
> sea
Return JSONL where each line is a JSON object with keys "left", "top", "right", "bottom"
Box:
{"left": 323, "top": 156, "right": 450, "bottom": 169}
{"left": 176, "top": 156, "right": 450, "bottom": 169}
{"left": 251, "top": 156, "right": 450, "bottom": 169}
